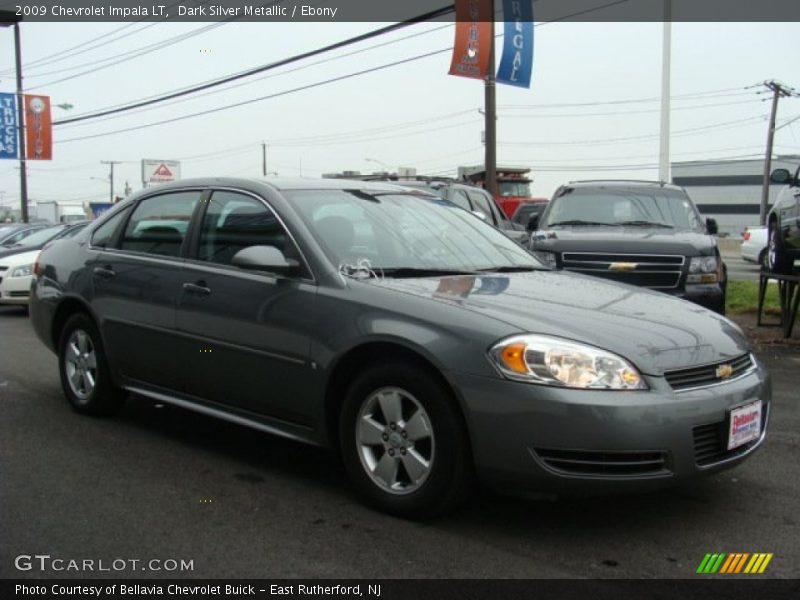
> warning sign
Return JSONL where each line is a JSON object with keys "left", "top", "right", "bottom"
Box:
{"left": 142, "top": 159, "right": 181, "bottom": 185}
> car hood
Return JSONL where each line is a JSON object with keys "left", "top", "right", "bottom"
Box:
{"left": 0, "top": 249, "right": 40, "bottom": 268}
{"left": 368, "top": 270, "right": 748, "bottom": 375}
{"left": 532, "top": 227, "right": 717, "bottom": 255}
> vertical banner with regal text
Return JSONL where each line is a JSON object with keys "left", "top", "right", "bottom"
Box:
{"left": 448, "top": 0, "right": 493, "bottom": 80}
{"left": 496, "top": 0, "right": 534, "bottom": 88}
{"left": 24, "top": 94, "right": 52, "bottom": 160}
{"left": 0, "top": 93, "right": 19, "bottom": 160}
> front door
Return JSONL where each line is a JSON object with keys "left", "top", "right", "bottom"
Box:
{"left": 175, "top": 189, "right": 317, "bottom": 426}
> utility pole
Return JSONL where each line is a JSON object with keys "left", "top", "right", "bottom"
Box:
{"left": 658, "top": 0, "right": 672, "bottom": 182}
{"left": 484, "top": 6, "right": 497, "bottom": 197}
{"left": 13, "top": 20, "right": 28, "bottom": 222}
{"left": 759, "top": 80, "right": 795, "bottom": 226}
{"left": 101, "top": 160, "right": 121, "bottom": 203}
{"left": 261, "top": 142, "right": 267, "bottom": 176}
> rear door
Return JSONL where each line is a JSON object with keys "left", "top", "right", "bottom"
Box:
{"left": 91, "top": 189, "right": 205, "bottom": 391}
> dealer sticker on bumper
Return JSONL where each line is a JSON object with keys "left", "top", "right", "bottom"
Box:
{"left": 728, "top": 400, "right": 762, "bottom": 450}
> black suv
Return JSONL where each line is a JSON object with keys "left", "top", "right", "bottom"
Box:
{"left": 529, "top": 180, "right": 726, "bottom": 313}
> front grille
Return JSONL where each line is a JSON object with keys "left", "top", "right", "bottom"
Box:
{"left": 8, "top": 291, "right": 28, "bottom": 298}
{"left": 560, "top": 252, "right": 684, "bottom": 289}
{"left": 664, "top": 354, "right": 754, "bottom": 391}
{"left": 693, "top": 408, "right": 767, "bottom": 467}
{"left": 534, "top": 448, "right": 670, "bottom": 477}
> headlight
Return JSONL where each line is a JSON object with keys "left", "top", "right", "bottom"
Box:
{"left": 489, "top": 334, "right": 647, "bottom": 390}
{"left": 532, "top": 250, "right": 557, "bottom": 267}
{"left": 687, "top": 256, "right": 718, "bottom": 283}
{"left": 9, "top": 264, "right": 33, "bottom": 278}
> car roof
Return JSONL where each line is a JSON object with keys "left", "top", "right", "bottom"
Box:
{"left": 136, "top": 177, "right": 419, "bottom": 194}
{"left": 564, "top": 180, "right": 685, "bottom": 192}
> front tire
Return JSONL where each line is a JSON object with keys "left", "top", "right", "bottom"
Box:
{"left": 768, "top": 220, "right": 793, "bottom": 274}
{"left": 339, "top": 362, "right": 471, "bottom": 518}
{"left": 58, "top": 313, "right": 125, "bottom": 416}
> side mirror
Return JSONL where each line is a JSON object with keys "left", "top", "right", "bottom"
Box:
{"left": 471, "top": 210, "right": 487, "bottom": 221}
{"left": 231, "top": 245, "right": 299, "bottom": 275}
{"left": 526, "top": 214, "right": 540, "bottom": 232}
{"left": 706, "top": 218, "right": 718, "bottom": 235}
{"left": 770, "top": 168, "right": 791, "bottom": 184}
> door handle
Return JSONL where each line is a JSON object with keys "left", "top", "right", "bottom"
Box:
{"left": 182, "top": 282, "right": 211, "bottom": 297}
{"left": 92, "top": 266, "right": 115, "bottom": 280}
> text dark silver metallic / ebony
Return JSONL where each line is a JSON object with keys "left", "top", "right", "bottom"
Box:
{"left": 29, "top": 178, "right": 771, "bottom": 518}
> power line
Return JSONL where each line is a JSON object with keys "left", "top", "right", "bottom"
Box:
{"left": 52, "top": 5, "right": 455, "bottom": 127}
{"left": 55, "top": 21, "right": 457, "bottom": 130}
{"left": 51, "top": 0, "right": 624, "bottom": 129}
{"left": 55, "top": 46, "right": 456, "bottom": 143}
{"left": 499, "top": 98, "right": 763, "bottom": 119}
{"left": 498, "top": 115, "right": 771, "bottom": 147}
{"left": 25, "top": 20, "right": 232, "bottom": 91}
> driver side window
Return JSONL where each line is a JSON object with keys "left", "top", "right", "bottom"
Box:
{"left": 198, "top": 191, "right": 304, "bottom": 274}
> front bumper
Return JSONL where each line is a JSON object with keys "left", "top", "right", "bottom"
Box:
{"left": 0, "top": 274, "right": 32, "bottom": 305}
{"left": 453, "top": 358, "right": 770, "bottom": 494}
{"left": 675, "top": 283, "right": 725, "bottom": 311}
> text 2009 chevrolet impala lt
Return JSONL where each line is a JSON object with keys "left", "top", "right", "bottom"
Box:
{"left": 30, "top": 178, "right": 770, "bottom": 517}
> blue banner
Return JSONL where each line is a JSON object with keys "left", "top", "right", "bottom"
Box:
{"left": 0, "top": 93, "right": 19, "bottom": 160}
{"left": 496, "top": 0, "right": 534, "bottom": 88}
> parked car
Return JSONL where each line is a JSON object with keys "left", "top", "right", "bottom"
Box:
{"left": 0, "top": 222, "right": 51, "bottom": 247}
{"left": 741, "top": 226, "right": 768, "bottom": 268}
{"left": 0, "top": 222, "right": 88, "bottom": 261}
{"left": 767, "top": 166, "right": 800, "bottom": 273}
{"left": 0, "top": 249, "right": 39, "bottom": 306}
{"left": 529, "top": 180, "right": 727, "bottom": 314}
{"left": 397, "top": 180, "right": 529, "bottom": 246}
{"left": 511, "top": 201, "right": 548, "bottom": 230}
{"left": 30, "top": 178, "right": 769, "bottom": 518}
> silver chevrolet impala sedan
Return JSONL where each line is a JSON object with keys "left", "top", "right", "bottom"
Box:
{"left": 30, "top": 178, "right": 770, "bottom": 518}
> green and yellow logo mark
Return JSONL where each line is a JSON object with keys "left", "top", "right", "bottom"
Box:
{"left": 696, "top": 553, "right": 773, "bottom": 574}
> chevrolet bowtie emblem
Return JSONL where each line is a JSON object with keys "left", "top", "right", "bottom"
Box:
{"left": 608, "top": 262, "right": 638, "bottom": 271}
{"left": 716, "top": 364, "right": 734, "bottom": 379}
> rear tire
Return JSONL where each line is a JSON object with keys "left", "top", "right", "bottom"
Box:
{"left": 758, "top": 248, "right": 768, "bottom": 270}
{"left": 58, "top": 313, "right": 125, "bottom": 416}
{"left": 768, "top": 220, "right": 793, "bottom": 274}
{"left": 339, "top": 361, "right": 471, "bottom": 519}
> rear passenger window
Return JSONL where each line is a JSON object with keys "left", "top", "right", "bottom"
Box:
{"left": 91, "top": 206, "right": 130, "bottom": 248}
{"left": 120, "top": 192, "right": 200, "bottom": 257}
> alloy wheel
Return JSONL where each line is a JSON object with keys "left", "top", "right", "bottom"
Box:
{"left": 64, "top": 329, "right": 98, "bottom": 402}
{"left": 355, "top": 386, "right": 435, "bottom": 495}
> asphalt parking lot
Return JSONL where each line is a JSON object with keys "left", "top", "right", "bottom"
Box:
{"left": 0, "top": 304, "right": 798, "bottom": 580}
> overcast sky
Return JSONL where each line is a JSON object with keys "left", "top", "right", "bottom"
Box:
{"left": 0, "top": 18, "right": 798, "bottom": 210}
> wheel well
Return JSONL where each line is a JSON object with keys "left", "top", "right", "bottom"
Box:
{"left": 324, "top": 342, "right": 467, "bottom": 450}
{"left": 51, "top": 298, "right": 93, "bottom": 348}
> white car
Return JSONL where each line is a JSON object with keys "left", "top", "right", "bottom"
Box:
{"left": 741, "top": 226, "right": 768, "bottom": 267}
{"left": 0, "top": 249, "right": 39, "bottom": 306}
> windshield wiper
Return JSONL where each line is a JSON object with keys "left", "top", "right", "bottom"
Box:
{"left": 378, "top": 267, "right": 478, "bottom": 278}
{"left": 546, "top": 220, "right": 615, "bottom": 227}
{"left": 618, "top": 220, "right": 674, "bottom": 228}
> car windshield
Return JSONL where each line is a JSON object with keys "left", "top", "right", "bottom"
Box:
{"left": 498, "top": 181, "right": 531, "bottom": 197}
{"left": 543, "top": 187, "right": 705, "bottom": 231}
{"left": 286, "top": 190, "right": 541, "bottom": 274}
{"left": 13, "top": 225, "right": 66, "bottom": 246}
